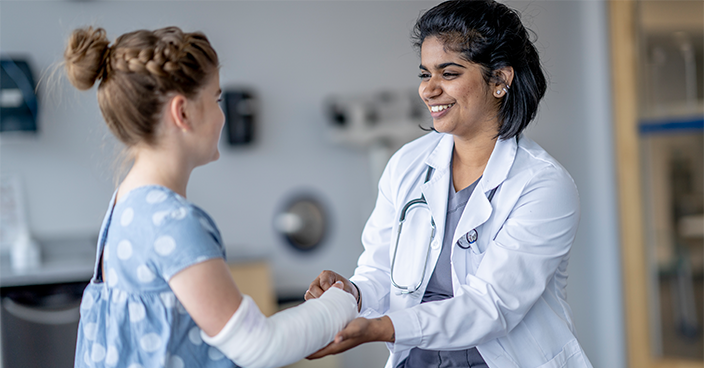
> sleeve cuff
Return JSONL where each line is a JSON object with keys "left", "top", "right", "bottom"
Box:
{"left": 349, "top": 277, "right": 377, "bottom": 315}
{"left": 386, "top": 308, "right": 423, "bottom": 353}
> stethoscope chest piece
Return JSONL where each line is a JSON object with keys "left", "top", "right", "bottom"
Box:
{"left": 457, "top": 229, "right": 478, "bottom": 249}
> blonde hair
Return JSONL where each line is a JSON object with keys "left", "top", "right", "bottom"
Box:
{"left": 64, "top": 26, "right": 219, "bottom": 146}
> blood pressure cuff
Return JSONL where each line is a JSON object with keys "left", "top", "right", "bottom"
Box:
{"left": 202, "top": 287, "right": 358, "bottom": 368}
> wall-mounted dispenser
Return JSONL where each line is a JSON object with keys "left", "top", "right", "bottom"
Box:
{"left": 0, "top": 57, "right": 38, "bottom": 133}
{"left": 222, "top": 89, "right": 256, "bottom": 146}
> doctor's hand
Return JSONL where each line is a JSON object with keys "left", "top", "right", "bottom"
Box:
{"left": 305, "top": 270, "right": 359, "bottom": 309}
{"left": 306, "top": 316, "right": 395, "bottom": 360}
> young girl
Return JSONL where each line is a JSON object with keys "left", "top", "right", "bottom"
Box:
{"left": 65, "top": 26, "right": 357, "bottom": 368}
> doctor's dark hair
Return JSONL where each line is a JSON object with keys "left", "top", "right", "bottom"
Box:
{"left": 412, "top": 0, "right": 547, "bottom": 139}
{"left": 64, "top": 26, "right": 219, "bottom": 146}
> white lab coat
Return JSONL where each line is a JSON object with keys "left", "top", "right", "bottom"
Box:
{"left": 350, "top": 132, "right": 593, "bottom": 368}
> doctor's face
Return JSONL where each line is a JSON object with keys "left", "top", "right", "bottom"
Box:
{"left": 418, "top": 37, "right": 500, "bottom": 140}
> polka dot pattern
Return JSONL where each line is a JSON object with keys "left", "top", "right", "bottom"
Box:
{"left": 121, "top": 208, "right": 134, "bottom": 226}
{"left": 154, "top": 236, "right": 176, "bottom": 256}
{"left": 152, "top": 211, "right": 169, "bottom": 226}
{"left": 208, "top": 347, "right": 225, "bottom": 360}
{"left": 117, "top": 191, "right": 130, "bottom": 203}
{"left": 81, "top": 293, "right": 94, "bottom": 310}
{"left": 129, "top": 302, "right": 146, "bottom": 322}
{"left": 166, "top": 355, "right": 184, "bottom": 368}
{"left": 188, "top": 327, "right": 203, "bottom": 345}
{"left": 84, "top": 322, "right": 98, "bottom": 341}
{"left": 171, "top": 207, "right": 187, "bottom": 220}
{"left": 146, "top": 190, "right": 167, "bottom": 204}
{"left": 140, "top": 333, "right": 162, "bottom": 352}
{"left": 105, "top": 345, "right": 119, "bottom": 366}
{"left": 76, "top": 186, "right": 230, "bottom": 368}
{"left": 111, "top": 290, "right": 127, "bottom": 304}
{"left": 107, "top": 269, "right": 119, "bottom": 287}
{"left": 160, "top": 292, "right": 175, "bottom": 308}
{"left": 136, "top": 265, "right": 155, "bottom": 283}
{"left": 91, "top": 343, "right": 106, "bottom": 362}
{"left": 117, "top": 240, "right": 133, "bottom": 260}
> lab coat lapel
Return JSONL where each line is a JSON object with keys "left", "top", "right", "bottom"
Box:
{"left": 452, "top": 136, "right": 518, "bottom": 246}
{"left": 450, "top": 137, "right": 517, "bottom": 289}
{"left": 421, "top": 134, "right": 455, "bottom": 239}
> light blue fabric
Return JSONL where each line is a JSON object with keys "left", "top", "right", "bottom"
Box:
{"left": 74, "top": 185, "right": 238, "bottom": 368}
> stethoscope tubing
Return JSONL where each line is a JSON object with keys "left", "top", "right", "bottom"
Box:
{"left": 390, "top": 167, "right": 436, "bottom": 294}
{"left": 390, "top": 200, "right": 436, "bottom": 294}
{"left": 389, "top": 165, "right": 499, "bottom": 294}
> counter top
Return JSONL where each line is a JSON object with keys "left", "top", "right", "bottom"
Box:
{"left": 0, "top": 237, "right": 97, "bottom": 288}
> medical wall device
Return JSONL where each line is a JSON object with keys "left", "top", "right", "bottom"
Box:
{"left": 0, "top": 57, "right": 38, "bottom": 133}
{"left": 325, "top": 89, "right": 431, "bottom": 188}
{"left": 274, "top": 194, "right": 328, "bottom": 252}
{"left": 325, "top": 89, "right": 428, "bottom": 149}
{"left": 222, "top": 89, "right": 256, "bottom": 145}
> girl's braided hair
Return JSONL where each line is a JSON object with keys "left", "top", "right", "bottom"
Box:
{"left": 64, "top": 26, "right": 219, "bottom": 146}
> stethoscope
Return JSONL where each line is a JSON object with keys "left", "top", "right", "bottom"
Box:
{"left": 390, "top": 166, "right": 498, "bottom": 294}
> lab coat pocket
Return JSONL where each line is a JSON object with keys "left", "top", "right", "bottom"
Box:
{"left": 535, "top": 339, "right": 589, "bottom": 368}
{"left": 457, "top": 228, "right": 490, "bottom": 276}
{"left": 467, "top": 247, "right": 485, "bottom": 276}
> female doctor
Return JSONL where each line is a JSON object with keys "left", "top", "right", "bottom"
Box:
{"left": 305, "top": 1, "right": 593, "bottom": 367}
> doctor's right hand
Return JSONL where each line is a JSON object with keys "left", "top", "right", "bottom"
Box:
{"left": 305, "top": 270, "right": 360, "bottom": 310}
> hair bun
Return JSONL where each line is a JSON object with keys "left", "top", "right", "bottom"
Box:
{"left": 64, "top": 27, "right": 111, "bottom": 90}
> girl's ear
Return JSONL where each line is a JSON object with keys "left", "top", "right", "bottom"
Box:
{"left": 168, "top": 94, "right": 192, "bottom": 132}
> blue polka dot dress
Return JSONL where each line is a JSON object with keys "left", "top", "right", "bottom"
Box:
{"left": 74, "top": 186, "right": 238, "bottom": 368}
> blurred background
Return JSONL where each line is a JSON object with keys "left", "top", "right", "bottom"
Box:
{"left": 0, "top": 1, "right": 701, "bottom": 368}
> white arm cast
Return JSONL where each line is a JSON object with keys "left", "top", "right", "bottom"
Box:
{"left": 201, "top": 287, "right": 358, "bottom": 368}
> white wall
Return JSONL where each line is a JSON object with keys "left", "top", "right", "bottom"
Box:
{"left": 0, "top": 1, "right": 625, "bottom": 367}
{"left": 512, "top": 1, "right": 626, "bottom": 367}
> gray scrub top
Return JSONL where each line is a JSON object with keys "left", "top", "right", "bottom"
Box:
{"left": 399, "top": 170, "right": 488, "bottom": 368}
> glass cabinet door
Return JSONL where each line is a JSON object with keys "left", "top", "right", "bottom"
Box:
{"left": 637, "top": 0, "right": 703, "bottom": 362}
{"left": 618, "top": 0, "right": 704, "bottom": 366}
{"left": 612, "top": 0, "right": 704, "bottom": 366}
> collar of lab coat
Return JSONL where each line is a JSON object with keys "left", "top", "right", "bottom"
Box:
{"left": 421, "top": 133, "right": 519, "bottom": 246}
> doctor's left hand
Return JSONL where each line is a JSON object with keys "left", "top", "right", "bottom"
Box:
{"left": 306, "top": 316, "right": 395, "bottom": 360}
